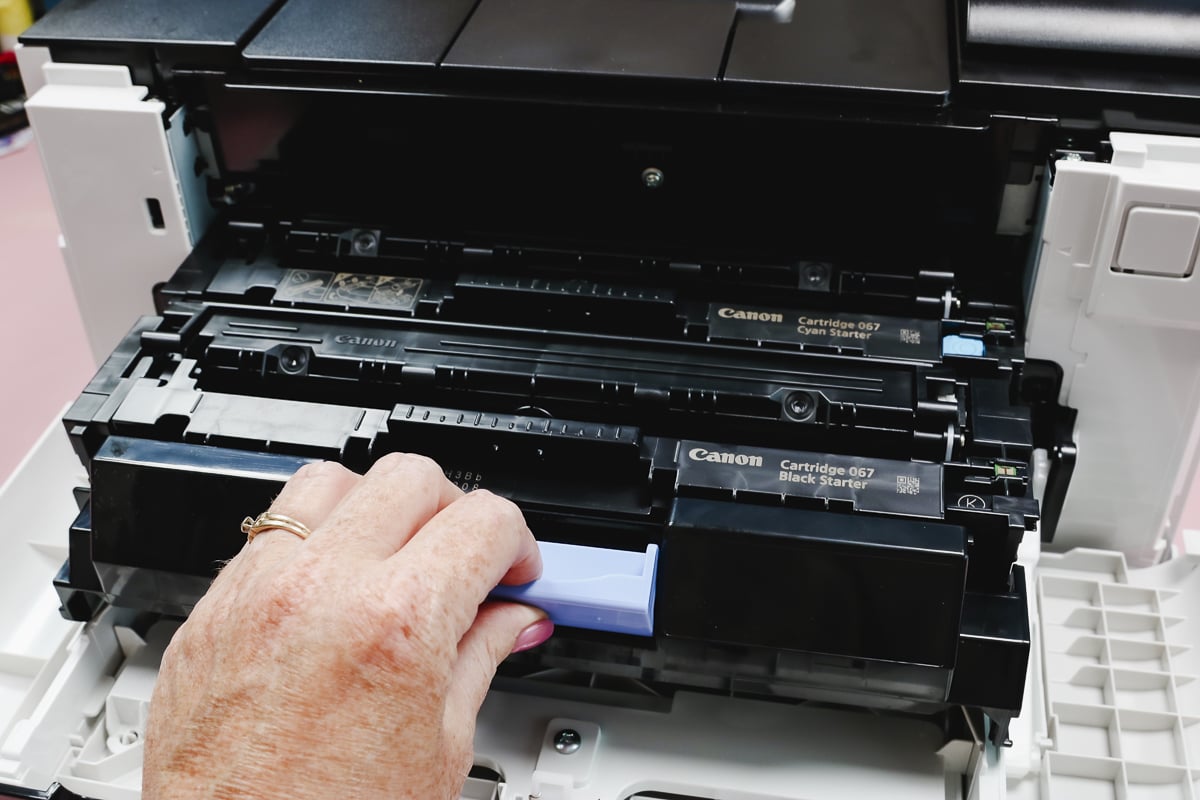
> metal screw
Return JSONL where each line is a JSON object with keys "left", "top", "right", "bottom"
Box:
{"left": 554, "top": 728, "right": 582, "bottom": 754}
{"left": 641, "top": 167, "right": 664, "bottom": 189}
{"left": 801, "top": 262, "right": 829, "bottom": 287}
{"left": 352, "top": 230, "right": 379, "bottom": 255}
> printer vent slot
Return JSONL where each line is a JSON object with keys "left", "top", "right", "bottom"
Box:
{"left": 145, "top": 198, "right": 165, "bottom": 231}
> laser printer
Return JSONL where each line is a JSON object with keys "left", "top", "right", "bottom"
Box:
{"left": 4, "top": 0, "right": 1200, "bottom": 797}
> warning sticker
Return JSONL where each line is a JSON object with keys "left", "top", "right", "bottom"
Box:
{"left": 277, "top": 269, "right": 423, "bottom": 311}
{"left": 277, "top": 269, "right": 335, "bottom": 302}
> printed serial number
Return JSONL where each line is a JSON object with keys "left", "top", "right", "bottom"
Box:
{"left": 444, "top": 468, "right": 482, "bottom": 492}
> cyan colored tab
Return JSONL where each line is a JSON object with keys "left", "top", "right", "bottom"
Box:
{"left": 942, "top": 334, "right": 986, "bottom": 357}
{"left": 490, "top": 542, "right": 658, "bottom": 636}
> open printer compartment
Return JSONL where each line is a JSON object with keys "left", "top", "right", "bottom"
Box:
{"left": 7, "top": 0, "right": 1200, "bottom": 798}
{"left": 54, "top": 77, "right": 1056, "bottom": 737}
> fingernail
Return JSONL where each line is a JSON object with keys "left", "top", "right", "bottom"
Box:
{"left": 512, "top": 619, "right": 554, "bottom": 653}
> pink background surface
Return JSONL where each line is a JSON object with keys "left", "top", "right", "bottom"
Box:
{"left": 3, "top": 133, "right": 1200, "bottom": 541}
{"left": 0, "top": 140, "right": 94, "bottom": 483}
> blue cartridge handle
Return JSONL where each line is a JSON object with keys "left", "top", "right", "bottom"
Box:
{"left": 489, "top": 542, "right": 658, "bottom": 636}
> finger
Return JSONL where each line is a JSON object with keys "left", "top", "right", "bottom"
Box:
{"left": 231, "top": 461, "right": 360, "bottom": 574}
{"left": 306, "top": 452, "right": 463, "bottom": 560}
{"left": 393, "top": 490, "right": 542, "bottom": 642}
{"left": 444, "top": 602, "right": 552, "bottom": 728}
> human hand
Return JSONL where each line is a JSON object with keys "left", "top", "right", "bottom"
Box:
{"left": 142, "top": 454, "right": 552, "bottom": 799}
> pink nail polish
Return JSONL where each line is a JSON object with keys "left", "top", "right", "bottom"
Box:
{"left": 512, "top": 619, "right": 555, "bottom": 653}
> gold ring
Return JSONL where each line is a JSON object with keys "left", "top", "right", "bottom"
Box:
{"left": 241, "top": 512, "right": 312, "bottom": 542}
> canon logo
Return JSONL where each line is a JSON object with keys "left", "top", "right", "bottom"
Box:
{"left": 717, "top": 307, "right": 783, "bottom": 323}
{"left": 687, "top": 447, "right": 764, "bottom": 467}
{"left": 334, "top": 334, "right": 397, "bottom": 349}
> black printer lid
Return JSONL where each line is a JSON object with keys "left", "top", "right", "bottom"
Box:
{"left": 24, "top": 0, "right": 958, "bottom": 106}
{"left": 18, "top": 0, "right": 282, "bottom": 83}
{"left": 966, "top": 0, "right": 1200, "bottom": 59}
{"left": 958, "top": 0, "right": 1200, "bottom": 120}
{"left": 18, "top": 0, "right": 280, "bottom": 48}
{"left": 23, "top": 0, "right": 1200, "bottom": 128}
{"left": 242, "top": 0, "right": 956, "bottom": 105}
{"left": 244, "top": 0, "right": 477, "bottom": 69}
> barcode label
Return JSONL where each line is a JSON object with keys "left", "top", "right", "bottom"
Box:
{"left": 896, "top": 475, "right": 921, "bottom": 496}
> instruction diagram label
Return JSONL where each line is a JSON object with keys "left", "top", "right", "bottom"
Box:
{"left": 277, "top": 269, "right": 424, "bottom": 311}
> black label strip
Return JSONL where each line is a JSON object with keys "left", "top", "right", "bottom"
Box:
{"left": 707, "top": 304, "right": 940, "bottom": 360}
{"left": 677, "top": 441, "right": 943, "bottom": 517}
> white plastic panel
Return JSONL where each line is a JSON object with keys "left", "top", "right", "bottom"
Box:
{"left": 1026, "top": 133, "right": 1200, "bottom": 565}
{"left": 21, "top": 634, "right": 964, "bottom": 800}
{"left": 164, "top": 107, "right": 216, "bottom": 245}
{"left": 1002, "top": 531, "right": 1050, "bottom": 798}
{"left": 1117, "top": 207, "right": 1200, "bottom": 277}
{"left": 1001, "top": 549, "right": 1200, "bottom": 800}
{"left": 14, "top": 45, "right": 51, "bottom": 97}
{"left": 0, "top": 418, "right": 106, "bottom": 794}
{"left": 472, "top": 688, "right": 953, "bottom": 800}
{"left": 55, "top": 623, "right": 176, "bottom": 800}
{"left": 22, "top": 61, "right": 196, "bottom": 365}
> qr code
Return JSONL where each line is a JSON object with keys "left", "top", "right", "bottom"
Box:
{"left": 896, "top": 475, "right": 921, "bottom": 495}
{"left": 900, "top": 328, "right": 922, "bottom": 345}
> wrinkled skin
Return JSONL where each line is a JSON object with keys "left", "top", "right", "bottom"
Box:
{"left": 143, "top": 454, "right": 551, "bottom": 799}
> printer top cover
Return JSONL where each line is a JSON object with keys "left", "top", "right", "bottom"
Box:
{"left": 22, "top": 0, "right": 1200, "bottom": 751}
